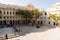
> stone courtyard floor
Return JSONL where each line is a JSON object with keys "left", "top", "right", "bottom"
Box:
{"left": 0, "top": 26, "right": 60, "bottom": 40}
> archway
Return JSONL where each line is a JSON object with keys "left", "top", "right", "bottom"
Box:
{"left": 53, "top": 22, "right": 55, "bottom": 26}
{"left": 9, "top": 20, "right": 13, "bottom": 25}
{"left": 0, "top": 21, "right": 2, "bottom": 25}
{"left": 3, "top": 20, "right": 6, "bottom": 25}
{"left": 40, "top": 21, "right": 43, "bottom": 25}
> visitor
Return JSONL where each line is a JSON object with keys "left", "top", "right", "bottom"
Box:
{"left": 5, "top": 34, "right": 8, "bottom": 40}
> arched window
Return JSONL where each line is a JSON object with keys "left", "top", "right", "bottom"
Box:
{"left": 16, "top": 12, "right": 17, "bottom": 14}
{"left": 45, "top": 13, "right": 47, "bottom": 15}
{"left": 4, "top": 11, "right": 5, "bottom": 14}
{"left": 54, "top": 22, "right": 55, "bottom": 25}
{"left": 7, "top": 11, "right": 9, "bottom": 14}
{"left": 10, "top": 12, "right": 11, "bottom": 15}
{"left": 40, "top": 21, "right": 43, "bottom": 25}
{"left": 49, "top": 21, "right": 50, "bottom": 24}
{"left": 13, "top": 12, "right": 15, "bottom": 14}
{"left": 4, "top": 16, "right": 5, "bottom": 19}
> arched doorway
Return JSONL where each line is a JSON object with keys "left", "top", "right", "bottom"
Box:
{"left": 40, "top": 21, "right": 43, "bottom": 25}
{"left": 13, "top": 20, "right": 15, "bottom": 24}
{"left": 10, "top": 20, "right": 13, "bottom": 25}
{"left": 3, "top": 20, "right": 6, "bottom": 25}
{"left": 0, "top": 21, "right": 2, "bottom": 25}
{"left": 18, "top": 20, "right": 20, "bottom": 24}
{"left": 38, "top": 21, "right": 40, "bottom": 24}
{"left": 53, "top": 22, "right": 55, "bottom": 26}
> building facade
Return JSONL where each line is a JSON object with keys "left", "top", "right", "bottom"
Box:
{"left": 0, "top": 3, "right": 59, "bottom": 26}
{"left": 39, "top": 3, "right": 60, "bottom": 26}
{"left": 0, "top": 3, "right": 37, "bottom": 25}
{"left": 0, "top": 3, "right": 24, "bottom": 25}
{"left": 39, "top": 8, "right": 50, "bottom": 26}
{"left": 47, "top": 3, "right": 60, "bottom": 26}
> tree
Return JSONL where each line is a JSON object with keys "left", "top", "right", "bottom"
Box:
{"left": 17, "top": 9, "right": 33, "bottom": 23}
{"left": 31, "top": 9, "right": 40, "bottom": 24}
{"left": 32, "top": 9, "right": 40, "bottom": 19}
{"left": 23, "top": 10, "right": 33, "bottom": 20}
{"left": 49, "top": 14, "right": 60, "bottom": 26}
{"left": 17, "top": 9, "right": 25, "bottom": 16}
{"left": 17, "top": 8, "right": 40, "bottom": 25}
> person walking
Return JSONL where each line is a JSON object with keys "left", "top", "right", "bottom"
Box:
{"left": 5, "top": 34, "right": 8, "bottom": 40}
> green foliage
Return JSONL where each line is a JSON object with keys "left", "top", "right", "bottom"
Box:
{"left": 17, "top": 8, "right": 40, "bottom": 23}
{"left": 23, "top": 10, "right": 33, "bottom": 19}
{"left": 32, "top": 9, "right": 40, "bottom": 18}
{"left": 17, "top": 9, "right": 33, "bottom": 20}
{"left": 50, "top": 14, "right": 60, "bottom": 24}
{"left": 50, "top": 14, "right": 56, "bottom": 21}
{"left": 17, "top": 9, "right": 24, "bottom": 15}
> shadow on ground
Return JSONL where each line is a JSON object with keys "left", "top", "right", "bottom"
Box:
{"left": 20, "top": 25, "right": 56, "bottom": 36}
{"left": 0, "top": 25, "right": 56, "bottom": 40}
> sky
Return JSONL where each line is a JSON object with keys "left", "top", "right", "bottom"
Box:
{"left": 0, "top": 0, "right": 60, "bottom": 9}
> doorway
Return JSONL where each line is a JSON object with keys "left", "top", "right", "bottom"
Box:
{"left": 40, "top": 21, "right": 43, "bottom": 25}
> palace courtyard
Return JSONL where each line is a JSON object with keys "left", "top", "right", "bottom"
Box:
{"left": 0, "top": 25, "right": 60, "bottom": 40}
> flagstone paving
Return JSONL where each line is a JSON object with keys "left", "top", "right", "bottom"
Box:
{"left": 1, "top": 26, "right": 60, "bottom": 40}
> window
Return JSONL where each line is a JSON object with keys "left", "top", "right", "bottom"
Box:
{"left": 13, "top": 12, "right": 14, "bottom": 14}
{"left": 40, "top": 21, "right": 43, "bottom": 25}
{"left": 10, "top": 12, "right": 11, "bottom": 15}
{"left": 4, "top": 11, "right": 5, "bottom": 14}
{"left": 45, "top": 13, "right": 47, "bottom": 15}
{"left": 16, "top": 12, "right": 17, "bottom": 14}
{"left": 4, "top": 16, "right": 5, "bottom": 19}
{"left": 53, "top": 22, "right": 55, "bottom": 25}
{"left": 0, "top": 11, "right": 2, "bottom": 14}
{"left": 13, "top": 17, "right": 14, "bottom": 19}
{"left": 49, "top": 21, "right": 50, "bottom": 24}
{"left": 0, "top": 17, "right": 2, "bottom": 19}
{"left": 10, "top": 17, "right": 12, "bottom": 19}
{"left": 7, "top": 11, "right": 9, "bottom": 14}
{"left": 7, "top": 17, "right": 9, "bottom": 19}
